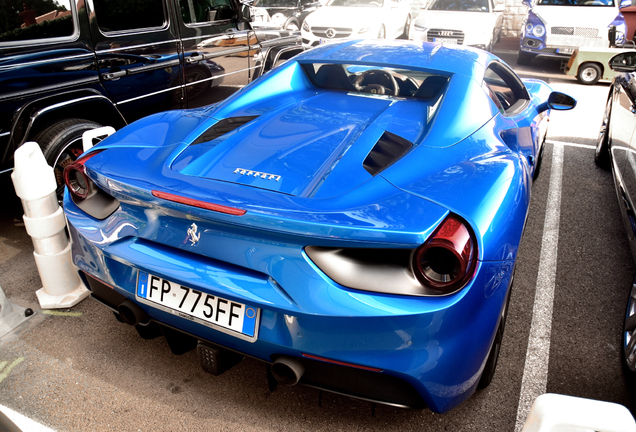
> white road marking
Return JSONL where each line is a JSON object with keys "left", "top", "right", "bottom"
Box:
{"left": 514, "top": 143, "right": 564, "bottom": 431}
{"left": 547, "top": 139, "right": 595, "bottom": 150}
{"left": 0, "top": 403, "right": 56, "bottom": 432}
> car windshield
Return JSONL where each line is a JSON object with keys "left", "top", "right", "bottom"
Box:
{"left": 428, "top": 0, "right": 489, "bottom": 11}
{"left": 328, "top": 0, "right": 384, "bottom": 7}
{"left": 300, "top": 63, "right": 450, "bottom": 102}
{"left": 536, "top": 0, "right": 614, "bottom": 5}
{"left": 253, "top": 0, "right": 297, "bottom": 6}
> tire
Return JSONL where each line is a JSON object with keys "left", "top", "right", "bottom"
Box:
{"left": 377, "top": 24, "right": 385, "bottom": 39}
{"left": 533, "top": 138, "right": 545, "bottom": 181}
{"left": 478, "top": 278, "right": 512, "bottom": 389}
{"left": 577, "top": 62, "right": 602, "bottom": 85}
{"left": 595, "top": 96, "right": 612, "bottom": 170}
{"left": 33, "top": 118, "right": 103, "bottom": 200}
{"left": 402, "top": 15, "right": 411, "bottom": 39}
{"left": 516, "top": 50, "right": 534, "bottom": 66}
{"left": 623, "top": 281, "right": 636, "bottom": 380}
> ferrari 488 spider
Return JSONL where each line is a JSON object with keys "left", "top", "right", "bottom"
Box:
{"left": 63, "top": 39, "right": 575, "bottom": 413}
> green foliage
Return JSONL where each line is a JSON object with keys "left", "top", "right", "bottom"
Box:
{"left": 0, "top": 13, "right": 72, "bottom": 41}
{"left": 0, "top": 0, "right": 68, "bottom": 35}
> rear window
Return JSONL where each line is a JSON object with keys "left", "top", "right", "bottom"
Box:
{"left": 300, "top": 63, "right": 450, "bottom": 101}
{"left": 93, "top": 0, "right": 166, "bottom": 32}
{"left": 428, "top": 0, "right": 489, "bottom": 12}
{"left": 536, "top": 0, "right": 615, "bottom": 5}
{"left": 328, "top": 0, "right": 384, "bottom": 7}
{"left": 0, "top": 1, "right": 74, "bottom": 43}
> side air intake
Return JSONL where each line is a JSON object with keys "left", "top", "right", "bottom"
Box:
{"left": 192, "top": 116, "right": 259, "bottom": 145}
{"left": 363, "top": 131, "right": 413, "bottom": 176}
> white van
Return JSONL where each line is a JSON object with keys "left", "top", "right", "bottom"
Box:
{"left": 517, "top": 0, "right": 629, "bottom": 65}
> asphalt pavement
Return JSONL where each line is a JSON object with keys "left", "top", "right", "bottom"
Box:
{"left": 0, "top": 39, "right": 634, "bottom": 431}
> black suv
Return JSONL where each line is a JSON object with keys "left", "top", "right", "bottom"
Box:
{"left": 0, "top": 0, "right": 303, "bottom": 196}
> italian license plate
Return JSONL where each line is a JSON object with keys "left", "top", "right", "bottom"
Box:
{"left": 556, "top": 47, "right": 574, "bottom": 54}
{"left": 136, "top": 271, "right": 259, "bottom": 341}
{"left": 434, "top": 38, "right": 457, "bottom": 44}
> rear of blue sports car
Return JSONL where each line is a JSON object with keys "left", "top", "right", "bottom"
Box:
{"left": 63, "top": 41, "right": 535, "bottom": 413}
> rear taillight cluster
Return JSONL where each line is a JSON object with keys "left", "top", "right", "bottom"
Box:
{"left": 63, "top": 150, "right": 105, "bottom": 201}
{"left": 413, "top": 214, "right": 477, "bottom": 293}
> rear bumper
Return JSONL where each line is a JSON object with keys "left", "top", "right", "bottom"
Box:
{"left": 66, "top": 195, "right": 515, "bottom": 413}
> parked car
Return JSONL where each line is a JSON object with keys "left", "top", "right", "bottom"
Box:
{"left": 300, "top": 0, "right": 411, "bottom": 46}
{"left": 409, "top": 0, "right": 505, "bottom": 52}
{"left": 63, "top": 39, "right": 575, "bottom": 412}
{"left": 250, "top": 0, "right": 323, "bottom": 30}
{"left": 0, "top": 0, "right": 303, "bottom": 198}
{"left": 565, "top": 46, "right": 636, "bottom": 85}
{"left": 595, "top": 50, "right": 636, "bottom": 380}
{"left": 517, "top": 0, "right": 629, "bottom": 66}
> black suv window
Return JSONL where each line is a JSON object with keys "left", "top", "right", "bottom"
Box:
{"left": 180, "top": 0, "right": 235, "bottom": 23}
{"left": 0, "top": 1, "right": 75, "bottom": 43}
{"left": 93, "top": 0, "right": 166, "bottom": 32}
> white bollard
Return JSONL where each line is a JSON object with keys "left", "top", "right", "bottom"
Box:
{"left": 522, "top": 393, "right": 636, "bottom": 432}
{"left": 11, "top": 142, "right": 89, "bottom": 309}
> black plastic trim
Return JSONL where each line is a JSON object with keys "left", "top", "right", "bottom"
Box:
{"left": 192, "top": 116, "right": 259, "bottom": 145}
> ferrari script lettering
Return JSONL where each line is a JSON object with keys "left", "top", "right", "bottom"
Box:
{"left": 234, "top": 168, "right": 281, "bottom": 181}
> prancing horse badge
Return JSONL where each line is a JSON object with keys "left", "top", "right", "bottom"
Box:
{"left": 187, "top": 223, "right": 200, "bottom": 246}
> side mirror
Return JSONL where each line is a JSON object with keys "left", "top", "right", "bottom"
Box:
{"left": 620, "top": 0, "right": 631, "bottom": 8}
{"left": 547, "top": 92, "right": 576, "bottom": 111}
{"left": 521, "top": 0, "right": 532, "bottom": 6}
{"left": 609, "top": 51, "right": 636, "bottom": 72}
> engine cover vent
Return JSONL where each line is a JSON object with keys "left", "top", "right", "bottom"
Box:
{"left": 363, "top": 131, "right": 412, "bottom": 176}
{"left": 192, "top": 116, "right": 259, "bottom": 145}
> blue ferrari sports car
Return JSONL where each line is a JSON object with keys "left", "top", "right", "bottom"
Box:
{"left": 63, "top": 40, "right": 575, "bottom": 413}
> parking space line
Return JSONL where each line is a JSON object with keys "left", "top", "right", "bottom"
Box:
{"left": 547, "top": 139, "right": 595, "bottom": 150}
{"left": 514, "top": 143, "right": 564, "bottom": 431}
{"left": 0, "top": 357, "right": 24, "bottom": 384}
{"left": 41, "top": 311, "right": 83, "bottom": 317}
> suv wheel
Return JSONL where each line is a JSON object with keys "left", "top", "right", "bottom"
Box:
{"left": 33, "top": 118, "right": 103, "bottom": 201}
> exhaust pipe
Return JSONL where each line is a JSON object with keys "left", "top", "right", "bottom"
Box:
{"left": 271, "top": 356, "right": 305, "bottom": 386}
{"left": 118, "top": 300, "right": 149, "bottom": 326}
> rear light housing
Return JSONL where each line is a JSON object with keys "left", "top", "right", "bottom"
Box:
{"left": 63, "top": 149, "right": 120, "bottom": 220}
{"left": 63, "top": 150, "right": 104, "bottom": 201}
{"left": 413, "top": 214, "right": 477, "bottom": 293}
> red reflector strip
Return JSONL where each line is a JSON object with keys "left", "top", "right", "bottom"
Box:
{"left": 152, "top": 190, "right": 246, "bottom": 216}
{"left": 301, "top": 353, "right": 383, "bottom": 372}
{"left": 85, "top": 273, "right": 115, "bottom": 290}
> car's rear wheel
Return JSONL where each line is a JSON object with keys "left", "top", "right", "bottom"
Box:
{"left": 533, "top": 138, "right": 545, "bottom": 181}
{"left": 577, "top": 62, "right": 602, "bottom": 85}
{"left": 623, "top": 280, "right": 636, "bottom": 378}
{"left": 516, "top": 50, "right": 534, "bottom": 66}
{"left": 478, "top": 279, "right": 512, "bottom": 389}
{"left": 33, "top": 118, "right": 103, "bottom": 201}
{"left": 595, "top": 96, "right": 612, "bottom": 170}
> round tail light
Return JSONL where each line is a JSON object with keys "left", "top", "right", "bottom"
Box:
{"left": 414, "top": 214, "right": 477, "bottom": 293}
{"left": 62, "top": 150, "right": 104, "bottom": 201}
